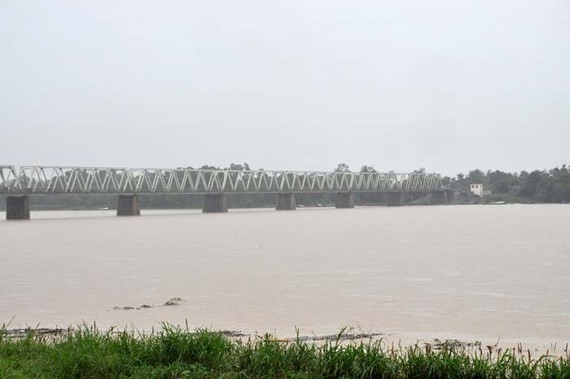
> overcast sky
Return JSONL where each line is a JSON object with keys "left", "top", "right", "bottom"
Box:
{"left": 1, "top": 0, "right": 568, "bottom": 175}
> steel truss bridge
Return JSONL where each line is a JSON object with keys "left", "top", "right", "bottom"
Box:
{"left": 0, "top": 166, "right": 444, "bottom": 195}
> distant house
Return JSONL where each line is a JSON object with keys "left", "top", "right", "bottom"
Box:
{"left": 469, "top": 184, "right": 492, "bottom": 197}
{"left": 470, "top": 184, "right": 484, "bottom": 197}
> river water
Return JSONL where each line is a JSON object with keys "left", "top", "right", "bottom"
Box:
{"left": 0, "top": 205, "right": 568, "bottom": 350}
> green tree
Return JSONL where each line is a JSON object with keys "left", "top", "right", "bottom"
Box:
{"left": 487, "top": 170, "right": 518, "bottom": 194}
{"left": 519, "top": 170, "right": 543, "bottom": 198}
{"left": 228, "top": 163, "right": 251, "bottom": 171}
{"left": 200, "top": 165, "right": 219, "bottom": 170}
{"left": 549, "top": 166, "right": 570, "bottom": 202}
{"left": 360, "top": 165, "right": 376, "bottom": 173}
{"left": 466, "top": 169, "right": 485, "bottom": 184}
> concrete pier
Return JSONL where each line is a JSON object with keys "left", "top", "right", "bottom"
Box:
{"left": 276, "top": 193, "right": 296, "bottom": 210}
{"left": 117, "top": 195, "right": 141, "bottom": 216}
{"left": 429, "top": 191, "right": 448, "bottom": 205}
{"left": 445, "top": 190, "right": 455, "bottom": 203}
{"left": 203, "top": 194, "right": 228, "bottom": 213}
{"left": 411, "top": 191, "right": 428, "bottom": 201}
{"left": 386, "top": 192, "right": 403, "bottom": 207}
{"left": 6, "top": 196, "right": 30, "bottom": 220}
{"left": 335, "top": 192, "right": 355, "bottom": 208}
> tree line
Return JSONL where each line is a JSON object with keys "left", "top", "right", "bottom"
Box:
{"left": 443, "top": 166, "right": 570, "bottom": 203}
{"left": 334, "top": 163, "right": 570, "bottom": 203}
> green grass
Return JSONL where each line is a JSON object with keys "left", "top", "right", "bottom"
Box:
{"left": 1, "top": 325, "right": 568, "bottom": 378}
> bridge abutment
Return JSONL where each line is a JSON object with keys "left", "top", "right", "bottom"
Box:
{"left": 276, "top": 193, "right": 296, "bottom": 210}
{"left": 335, "top": 192, "right": 355, "bottom": 208}
{"left": 203, "top": 194, "right": 228, "bottom": 213}
{"left": 6, "top": 196, "right": 30, "bottom": 220}
{"left": 386, "top": 192, "right": 403, "bottom": 206}
{"left": 117, "top": 195, "right": 141, "bottom": 216}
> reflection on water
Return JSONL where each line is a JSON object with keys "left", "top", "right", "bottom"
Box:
{"left": 0, "top": 205, "right": 568, "bottom": 349}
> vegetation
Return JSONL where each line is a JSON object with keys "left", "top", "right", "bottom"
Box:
{"left": 444, "top": 166, "right": 570, "bottom": 203}
{"left": 1, "top": 326, "right": 568, "bottom": 378}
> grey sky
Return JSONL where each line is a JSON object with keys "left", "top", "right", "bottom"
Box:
{"left": 1, "top": 0, "right": 568, "bottom": 175}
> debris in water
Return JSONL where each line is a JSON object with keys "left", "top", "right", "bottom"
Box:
{"left": 164, "top": 297, "right": 184, "bottom": 306}
{"left": 112, "top": 298, "right": 184, "bottom": 311}
{"left": 113, "top": 306, "right": 135, "bottom": 311}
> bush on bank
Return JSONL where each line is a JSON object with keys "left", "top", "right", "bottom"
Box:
{"left": 1, "top": 326, "right": 569, "bottom": 378}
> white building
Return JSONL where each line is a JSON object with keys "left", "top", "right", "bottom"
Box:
{"left": 470, "top": 183, "right": 484, "bottom": 196}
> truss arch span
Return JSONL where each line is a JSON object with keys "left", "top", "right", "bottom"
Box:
{"left": 0, "top": 166, "right": 444, "bottom": 195}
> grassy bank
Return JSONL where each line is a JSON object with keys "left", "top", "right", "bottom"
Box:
{"left": 1, "top": 326, "right": 568, "bottom": 378}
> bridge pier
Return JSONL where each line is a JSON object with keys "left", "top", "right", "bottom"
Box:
{"left": 276, "top": 193, "right": 296, "bottom": 210}
{"left": 335, "top": 192, "right": 355, "bottom": 208}
{"left": 203, "top": 194, "right": 228, "bottom": 213}
{"left": 429, "top": 191, "right": 448, "bottom": 205}
{"left": 411, "top": 191, "right": 428, "bottom": 201}
{"left": 117, "top": 195, "right": 141, "bottom": 216}
{"left": 386, "top": 192, "right": 403, "bottom": 207}
{"left": 6, "top": 196, "right": 30, "bottom": 220}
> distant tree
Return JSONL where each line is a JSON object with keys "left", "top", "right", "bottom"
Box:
{"left": 360, "top": 165, "right": 376, "bottom": 173}
{"left": 449, "top": 173, "right": 467, "bottom": 192}
{"left": 549, "top": 166, "right": 570, "bottom": 202}
{"left": 519, "top": 170, "right": 543, "bottom": 198}
{"left": 228, "top": 163, "right": 251, "bottom": 171}
{"left": 334, "top": 163, "right": 350, "bottom": 173}
{"left": 535, "top": 175, "right": 554, "bottom": 202}
{"left": 200, "top": 165, "right": 219, "bottom": 170}
{"left": 487, "top": 170, "right": 515, "bottom": 194}
{"left": 466, "top": 169, "right": 485, "bottom": 184}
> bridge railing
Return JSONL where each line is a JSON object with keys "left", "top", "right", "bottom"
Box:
{"left": 0, "top": 166, "right": 443, "bottom": 194}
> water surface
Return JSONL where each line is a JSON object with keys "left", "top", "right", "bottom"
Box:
{"left": 1, "top": 205, "right": 568, "bottom": 349}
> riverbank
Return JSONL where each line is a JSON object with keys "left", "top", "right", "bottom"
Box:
{"left": 1, "top": 326, "right": 568, "bottom": 378}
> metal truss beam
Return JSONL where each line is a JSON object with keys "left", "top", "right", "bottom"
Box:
{"left": 0, "top": 166, "right": 443, "bottom": 194}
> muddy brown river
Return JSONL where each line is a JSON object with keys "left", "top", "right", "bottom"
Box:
{"left": 0, "top": 205, "right": 568, "bottom": 351}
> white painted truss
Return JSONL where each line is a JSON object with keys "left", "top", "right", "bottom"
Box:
{"left": 0, "top": 166, "right": 443, "bottom": 194}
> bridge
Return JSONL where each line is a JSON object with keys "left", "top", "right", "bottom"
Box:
{"left": 0, "top": 165, "right": 449, "bottom": 219}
